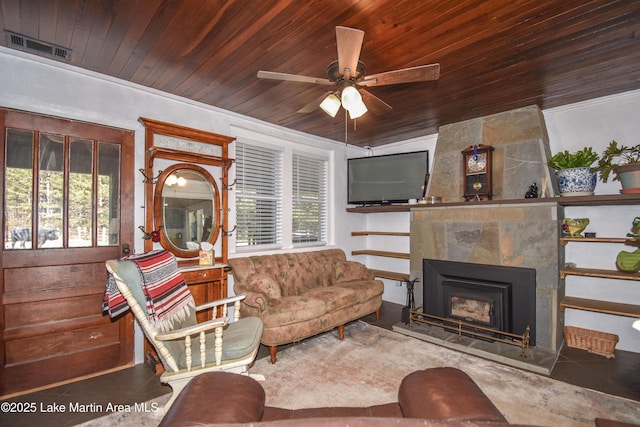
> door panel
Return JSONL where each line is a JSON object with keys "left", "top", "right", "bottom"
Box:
{"left": 0, "top": 110, "right": 134, "bottom": 397}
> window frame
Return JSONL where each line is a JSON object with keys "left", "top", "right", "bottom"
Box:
{"left": 232, "top": 137, "right": 332, "bottom": 253}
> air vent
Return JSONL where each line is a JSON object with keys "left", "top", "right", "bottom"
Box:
{"left": 5, "top": 31, "right": 71, "bottom": 61}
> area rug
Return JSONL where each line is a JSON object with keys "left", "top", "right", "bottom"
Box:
{"left": 249, "top": 321, "right": 640, "bottom": 427}
{"left": 80, "top": 321, "right": 640, "bottom": 426}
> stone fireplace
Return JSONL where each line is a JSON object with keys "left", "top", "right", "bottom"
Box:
{"left": 409, "top": 202, "right": 561, "bottom": 353}
{"left": 393, "top": 106, "right": 563, "bottom": 374}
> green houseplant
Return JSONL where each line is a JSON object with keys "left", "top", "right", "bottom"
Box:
{"left": 547, "top": 147, "right": 599, "bottom": 170}
{"left": 547, "top": 147, "right": 599, "bottom": 196}
{"left": 597, "top": 140, "right": 640, "bottom": 192}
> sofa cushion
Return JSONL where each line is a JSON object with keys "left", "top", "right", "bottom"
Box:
{"left": 158, "top": 371, "right": 265, "bottom": 427}
{"left": 175, "top": 317, "right": 263, "bottom": 368}
{"left": 303, "top": 286, "right": 359, "bottom": 312}
{"left": 333, "top": 261, "right": 374, "bottom": 283}
{"left": 398, "top": 368, "right": 506, "bottom": 423}
{"left": 261, "top": 296, "right": 327, "bottom": 327}
{"left": 262, "top": 403, "right": 402, "bottom": 420}
{"left": 333, "top": 280, "right": 384, "bottom": 304}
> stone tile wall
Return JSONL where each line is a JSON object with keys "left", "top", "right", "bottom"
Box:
{"left": 427, "top": 105, "right": 558, "bottom": 202}
{"left": 410, "top": 201, "right": 563, "bottom": 352}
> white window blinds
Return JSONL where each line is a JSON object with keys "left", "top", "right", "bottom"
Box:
{"left": 292, "top": 153, "right": 327, "bottom": 245}
{"left": 236, "top": 143, "right": 282, "bottom": 248}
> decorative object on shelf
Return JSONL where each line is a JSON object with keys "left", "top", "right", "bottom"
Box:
{"left": 547, "top": 147, "right": 599, "bottom": 196}
{"left": 616, "top": 249, "right": 640, "bottom": 273}
{"left": 199, "top": 242, "right": 215, "bottom": 266}
{"left": 615, "top": 216, "right": 640, "bottom": 273}
{"left": 562, "top": 218, "right": 590, "bottom": 237}
{"left": 138, "top": 225, "right": 162, "bottom": 242}
{"left": 461, "top": 144, "right": 494, "bottom": 201}
{"left": 597, "top": 140, "right": 640, "bottom": 193}
{"left": 425, "top": 196, "right": 442, "bottom": 204}
{"left": 584, "top": 232, "right": 596, "bottom": 238}
{"left": 524, "top": 182, "right": 539, "bottom": 198}
{"left": 625, "top": 216, "right": 640, "bottom": 240}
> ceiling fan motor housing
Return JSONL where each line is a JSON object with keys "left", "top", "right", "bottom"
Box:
{"left": 327, "top": 60, "right": 366, "bottom": 82}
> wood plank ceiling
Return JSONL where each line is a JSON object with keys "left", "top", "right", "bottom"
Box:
{"left": 0, "top": 0, "right": 639, "bottom": 147}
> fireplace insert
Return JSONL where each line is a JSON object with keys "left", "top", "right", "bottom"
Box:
{"left": 423, "top": 259, "right": 536, "bottom": 345}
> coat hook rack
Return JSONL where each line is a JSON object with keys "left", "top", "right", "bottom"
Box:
{"left": 138, "top": 225, "right": 162, "bottom": 242}
{"left": 139, "top": 168, "right": 163, "bottom": 184}
{"left": 221, "top": 225, "right": 237, "bottom": 237}
{"left": 223, "top": 178, "right": 236, "bottom": 191}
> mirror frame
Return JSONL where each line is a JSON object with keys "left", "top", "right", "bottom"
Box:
{"left": 153, "top": 163, "right": 221, "bottom": 259}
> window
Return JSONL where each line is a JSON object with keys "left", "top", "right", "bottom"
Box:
{"left": 292, "top": 153, "right": 327, "bottom": 246}
{"left": 235, "top": 142, "right": 282, "bottom": 249}
{"left": 4, "top": 127, "right": 121, "bottom": 250}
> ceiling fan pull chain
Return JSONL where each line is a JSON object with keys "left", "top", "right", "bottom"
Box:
{"left": 344, "top": 109, "right": 348, "bottom": 147}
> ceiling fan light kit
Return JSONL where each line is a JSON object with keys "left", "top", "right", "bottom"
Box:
{"left": 341, "top": 86, "right": 368, "bottom": 119}
{"left": 320, "top": 93, "right": 341, "bottom": 117}
{"left": 257, "top": 26, "right": 439, "bottom": 125}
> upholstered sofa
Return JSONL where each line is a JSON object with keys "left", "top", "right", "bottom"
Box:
{"left": 158, "top": 367, "right": 521, "bottom": 426}
{"left": 228, "top": 249, "right": 384, "bottom": 363}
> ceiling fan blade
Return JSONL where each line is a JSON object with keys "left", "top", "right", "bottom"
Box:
{"left": 336, "top": 26, "right": 364, "bottom": 78}
{"left": 358, "top": 63, "right": 440, "bottom": 87}
{"left": 297, "top": 91, "right": 333, "bottom": 114}
{"left": 257, "top": 70, "right": 332, "bottom": 85}
{"left": 359, "top": 89, "right": 393, "bottom": 115}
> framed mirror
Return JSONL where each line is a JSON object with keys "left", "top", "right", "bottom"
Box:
{"left": 153, "top": 163, "right": 221, "bottom": 259}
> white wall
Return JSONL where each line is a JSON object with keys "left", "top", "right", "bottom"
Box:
{"left": 0, "top": 47, "right": 364, "bottom": 364}
{"left": 2, "top": 46, "right": 639, "bottom": 355}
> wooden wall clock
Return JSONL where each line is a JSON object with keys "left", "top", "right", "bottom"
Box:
{"left": 462, "top": 144, "right": 494, "bottom": 201}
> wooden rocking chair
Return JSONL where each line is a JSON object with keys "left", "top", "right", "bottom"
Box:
{"left": 105, "top": 256, "right": 263, "bottom": 411}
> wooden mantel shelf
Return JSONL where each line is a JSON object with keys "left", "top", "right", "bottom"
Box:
{"left": 346, "top": 194, "right": 640, "bottom": 213}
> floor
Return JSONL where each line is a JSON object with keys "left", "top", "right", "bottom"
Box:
{"left": 1, "top": 301, "right": 639, "bottom": 426}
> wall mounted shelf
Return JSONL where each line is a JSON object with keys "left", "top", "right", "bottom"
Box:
{"left": 560, "top": 296, "right": 640, "bottom": 318}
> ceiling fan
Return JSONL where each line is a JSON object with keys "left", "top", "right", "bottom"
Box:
{"left": 257, "top": 26, "right": 440, "bottom": 119}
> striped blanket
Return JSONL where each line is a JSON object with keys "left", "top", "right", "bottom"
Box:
{"left": 103, "top": 249, "right": 195, "bottom": 332}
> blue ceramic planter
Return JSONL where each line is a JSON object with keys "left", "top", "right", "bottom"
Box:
{"left": 556, "top": 167, "right": 597, "bottom": 196}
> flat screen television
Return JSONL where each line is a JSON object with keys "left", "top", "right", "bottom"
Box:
{"left": 348, "top": 150, "right": 429, "bottom": 205}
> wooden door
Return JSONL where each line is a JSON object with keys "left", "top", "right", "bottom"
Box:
{"left": 0, "top": 110, "right": 135, "bottom": 397}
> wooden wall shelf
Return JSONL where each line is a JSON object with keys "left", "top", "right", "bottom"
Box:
{"left": 560, "top": 267, "right": 640, "bottom": 281}
{"left": 369, "top": 269, "right": 410, "bottom": 282}
{"left": 560, "top": 237, "right": 632, "bottom": 246}
{"left": 351, "top": 231, "right": 410, "bottom": 237}
{"left": 351, "top": 250, "right": 410, "bottom": 259}
{"left": 560, "top": 296, "right": 640, "bottom": 318}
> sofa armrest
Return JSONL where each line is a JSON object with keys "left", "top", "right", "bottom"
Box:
{"left": 333, "top": 261, "right": 374, "bottom": 283}
{"left": 398, "top": 368, "right": 507, "bottom": 423}
{"left": 158, "top": 372, "right": 265, "bottom": 427}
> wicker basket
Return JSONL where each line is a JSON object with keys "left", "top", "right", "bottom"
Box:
{"left": 564, "top": 326, "right": 619, "bottom": 359}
